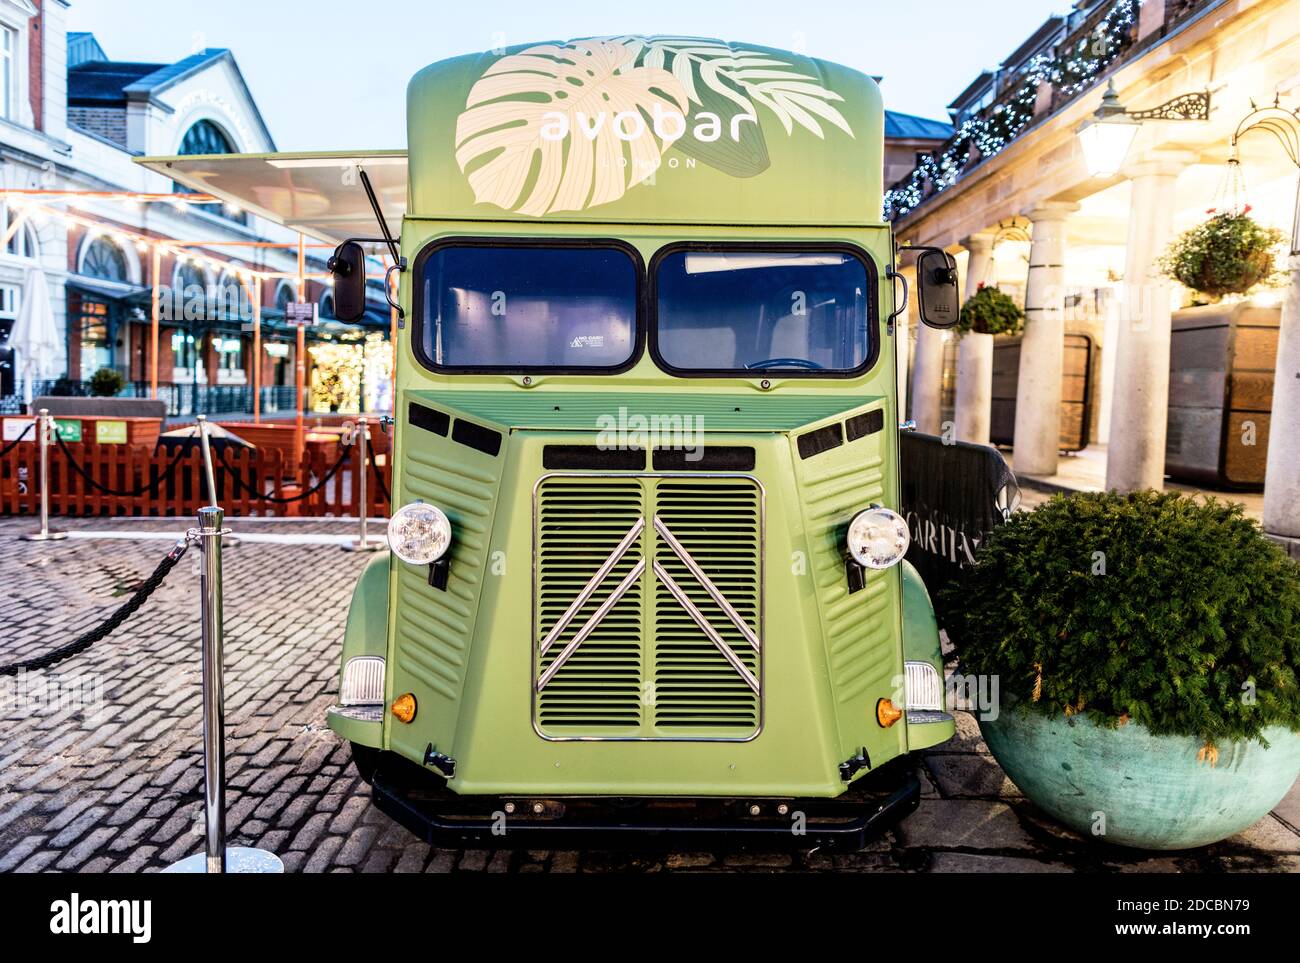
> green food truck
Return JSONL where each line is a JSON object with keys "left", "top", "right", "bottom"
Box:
{"left": 146, "top": 35, "right": 963, "bottom": 850}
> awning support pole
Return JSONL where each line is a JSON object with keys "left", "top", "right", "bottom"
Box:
{"left": 253, "top": 277, "right": 262, "bottom": 424}
{"left": 150, "top": 245, "right": 161, "bottom": 400}
{"left": 295, "top": 235, "right": 306, "bottom": 478}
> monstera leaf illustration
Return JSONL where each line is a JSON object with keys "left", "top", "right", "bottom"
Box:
{"left": 616, "top": 37, "right": 854, "bottom": 177}
{"left": 455, "top": 39, "right": 688, "bottom": 216}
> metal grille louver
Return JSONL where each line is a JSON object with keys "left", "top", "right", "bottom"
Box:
{"left": 652, "top": 483, "right": 760, "bottom": 730}
{"left": 534, "top": 474, "right": 762, "bottom": 740}
{"left": 536, "top": 479, "right": 645, "bottom": 729}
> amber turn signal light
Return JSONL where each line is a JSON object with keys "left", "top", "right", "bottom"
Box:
{"left": 876, "top": 698, "right": 904, "bottom": 728}
{"left": 391, "top": 693, "right": 417, "bottom": 724}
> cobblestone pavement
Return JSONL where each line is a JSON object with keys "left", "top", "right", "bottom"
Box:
{"left": 1, "top": 517, "right": 1296, "bottom": 874}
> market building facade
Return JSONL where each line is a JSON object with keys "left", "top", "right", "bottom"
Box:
{"left": 0, "top": 0, "right": 391, "bottom": 416}
{"left": 891, "top": 0, "right": 1300, "bottom": 554}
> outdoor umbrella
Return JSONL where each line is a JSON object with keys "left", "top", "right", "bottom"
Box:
{"left": 8, "top": 269, "right": 64, "bottom": 405}
{"left": 157, "top": 421, "right": 256, "bottom": 449}
{"left": 156, "top": 421, "right": 256, "bottom": 503}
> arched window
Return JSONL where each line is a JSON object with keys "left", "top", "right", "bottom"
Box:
{"left": 275, "top": 282, "right": 294, "bottom": 314}
{"left": 179, "top": 119, "right": 235, "bottom": 156}
{"left": 82, "top": 237, "right": 129, "bottom": 282}
{"left": 174, "top": 120, "right": 246, "bottom": 223}
{"left": 175, "top": 261, "right": 208, "bottom": 295}
{"left": 320, "top": 292, "right": 335, "bottom": 320}
{"left": 216, "top": 271, "right": 250, "bottom": 321}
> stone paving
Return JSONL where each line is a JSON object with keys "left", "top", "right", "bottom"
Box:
{"left": 0, "top": 516, "right": 1296, "bottom": 873}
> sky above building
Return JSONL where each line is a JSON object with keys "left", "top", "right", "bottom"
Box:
{"left": 69, "top": 0, "right": 1071, "bottom": 150}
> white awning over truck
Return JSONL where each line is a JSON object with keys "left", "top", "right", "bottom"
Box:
{"left": 134, "top": 150, "right": 407, "bottom": 245}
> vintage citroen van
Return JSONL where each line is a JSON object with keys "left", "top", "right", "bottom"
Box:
{"left": 212, "top": 37, "right": 962, "bottom": 849}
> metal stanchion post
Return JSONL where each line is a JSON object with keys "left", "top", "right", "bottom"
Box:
{"left": 195, "top": 416, "right": 236, "bottom": 546}
{"left": 164, "top": 506, "right": 281, "bottom": 874}
{"left": 21, "top": 409, "right": 66, "bottom": 542}
{"left": 343, "top": 417, "right": 380, "bottom": 552}
{"left": 196, "top": 415, "right": 217, "bottom": 509}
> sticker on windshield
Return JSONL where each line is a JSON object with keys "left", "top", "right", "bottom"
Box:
{"left": 569, "top": 335, "right": 606, "bottom": 349}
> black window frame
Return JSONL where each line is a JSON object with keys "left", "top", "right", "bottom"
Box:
{"left": 411, "top": 236, "right": 646, "bottom": 376}
{"left": 648, "top": 240, "right": 881, "bottom": 380}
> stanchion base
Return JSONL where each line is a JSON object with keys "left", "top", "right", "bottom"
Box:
{"left": 341, "top": 539, "right": 384, "bottom": 553}
{"left": 19, "top": 530, "right": 68, "bottom": 541}
{"left": 162, "top": 846, "right": 284, "bottom": 874}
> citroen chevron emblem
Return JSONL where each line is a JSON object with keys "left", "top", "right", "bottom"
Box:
{"left": 536, "top": 514, "right": 760, "bottom": 694}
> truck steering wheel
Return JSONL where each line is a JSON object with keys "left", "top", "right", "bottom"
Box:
{"left": 745, "top": 358, "right": 825, "bottom": 371}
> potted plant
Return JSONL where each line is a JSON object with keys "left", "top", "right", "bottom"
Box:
{"left": 940, "top": 490, "right": 1300, "bottom": 849}
{"left": 89, "top": 367, "right": 126, "bottom": 397}
{"left": 1159, "top": 211, "right": 1284, "bottom": 301}
{"left": 953, "top": 285, "right": 1023, "bottom": 444}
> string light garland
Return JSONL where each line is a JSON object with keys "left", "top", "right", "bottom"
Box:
{"left": 885, "top": 0, "right": 1138, "bottom": 220}
{"left": 3, "top": 195, "right": 333, "bottom": 284}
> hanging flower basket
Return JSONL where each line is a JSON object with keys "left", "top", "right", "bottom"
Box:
{"left": 1159, "top": 212, "right": 1284, "bottom": 300}
{"left": 956, "top": 284, "right": 1024, "bottom": 337}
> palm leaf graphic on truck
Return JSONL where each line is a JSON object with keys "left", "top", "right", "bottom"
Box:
{"left": 454, "top": 36, "right": 855, "bottom": 215}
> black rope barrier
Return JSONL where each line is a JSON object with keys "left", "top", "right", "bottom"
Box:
{"left": 1, "top": 538, "right": 191, "bottom": 676}
{"left": 56, "top": 434, "right": 190, "bottom": 498}
{"left": 214, "top": 443, "right": 351, "bottom": 504}
{"left": 0, "top": 421, "right": 33, "bottom": 458}
{"left": 367, "top": 444, "right": 390, "bottom": 503}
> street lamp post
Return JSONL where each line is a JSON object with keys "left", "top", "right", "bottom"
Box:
{"left": 1076, "top": 79, "right": 1212, "bottom": 178}
{"left": 1076, "top": 80, "right": 1210, "bottom": 492}
{"left": 1231, "top": 99, "right": 1300, "bottom": 553}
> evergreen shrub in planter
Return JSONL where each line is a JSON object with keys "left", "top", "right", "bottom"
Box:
{"left": 89, "top": 367, "right": 126, "bottom": 398}
{"left": 940, "top": 491, "right": 1300, "bottom": 849}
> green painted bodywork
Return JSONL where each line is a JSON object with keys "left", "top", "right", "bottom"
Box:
{"left": 900, "top": 561, "right": 954, "bottom": 751}
{"left": 326, "top": 38, "right": 954, "bottom": 798}
{"left": 326, "top": 552, "right": 389, "bottom": 748}
{"left": 407, "top": 37, "right": 883, "bottom": 227}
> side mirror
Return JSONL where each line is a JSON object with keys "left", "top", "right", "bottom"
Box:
{"left": 915, "top": 249, "right": 960, "bottom": 328}
{"left": 328, "top": 241, "right": 367, "bottom": 322}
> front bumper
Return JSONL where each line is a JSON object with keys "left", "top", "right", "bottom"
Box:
{"left": 371, "top": 758, "right": 920, "bottom": 852}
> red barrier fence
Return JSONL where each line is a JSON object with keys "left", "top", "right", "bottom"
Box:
{"left": 0, "top": 439, "right": 390, "bottom": 519}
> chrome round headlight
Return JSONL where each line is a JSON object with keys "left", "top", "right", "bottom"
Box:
{"left": 387, "top": 502, "right": 451, "bottom": 564}
{"left": 846, "top": 507, "right": 910, "bottom": 570}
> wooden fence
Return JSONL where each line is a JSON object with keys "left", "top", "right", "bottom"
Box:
{"left": 0, "top": 439, "right": 390, "bottom": 519}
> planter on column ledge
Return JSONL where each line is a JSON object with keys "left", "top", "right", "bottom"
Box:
{"left": 940, "top": 490, "right": 1300, "bottom": 850}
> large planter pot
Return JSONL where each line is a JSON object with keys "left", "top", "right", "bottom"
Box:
{"left": 980, "top": 709, "right": 1300, "bottom": 850}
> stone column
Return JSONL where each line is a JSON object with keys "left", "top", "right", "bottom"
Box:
{"left": 955, "top": 233, "right": 996, "bottom": 444}
{"left": 1106, "top": 153, "right": 1192, "bottom": 492}
{"left": 1013, "top": 202, "right": 1078, "bottom": 475}
{"left": 910, "top": 262, "right": 945, "bottom": 434}
{"left": 894, "top": 271, "right": 910, "bottom": 427}
{"left": 1264, "top": 253, "right": 1300, "bottom": 550}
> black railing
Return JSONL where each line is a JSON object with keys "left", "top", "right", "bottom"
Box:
{"left": 1, "top": 381, "right": 307, "bottom": 417}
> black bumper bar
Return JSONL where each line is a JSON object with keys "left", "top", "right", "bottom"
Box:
{"left": 371, "top": 765, "right": 920, "bottom": 852}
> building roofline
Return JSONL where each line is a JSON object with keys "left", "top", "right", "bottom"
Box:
{"left": 123, "top": 49, "right": 277, "bottom": 151}
{"left": 1000, "top": 15, "right": 1066, "bottom": 71}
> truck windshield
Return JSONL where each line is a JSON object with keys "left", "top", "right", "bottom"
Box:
{"left": 652, "top": 248, "right": 875, "bottom": 374}
{"left": 418, "top": 243, "right": 639, "bottom": 370}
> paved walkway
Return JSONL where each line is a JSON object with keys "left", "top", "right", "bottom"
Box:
{"left": 1007, "top": 443, "right": 1266, "bottom": 520}
{"left": 0, "top": 518, "right": 1295, "bottom": 873}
